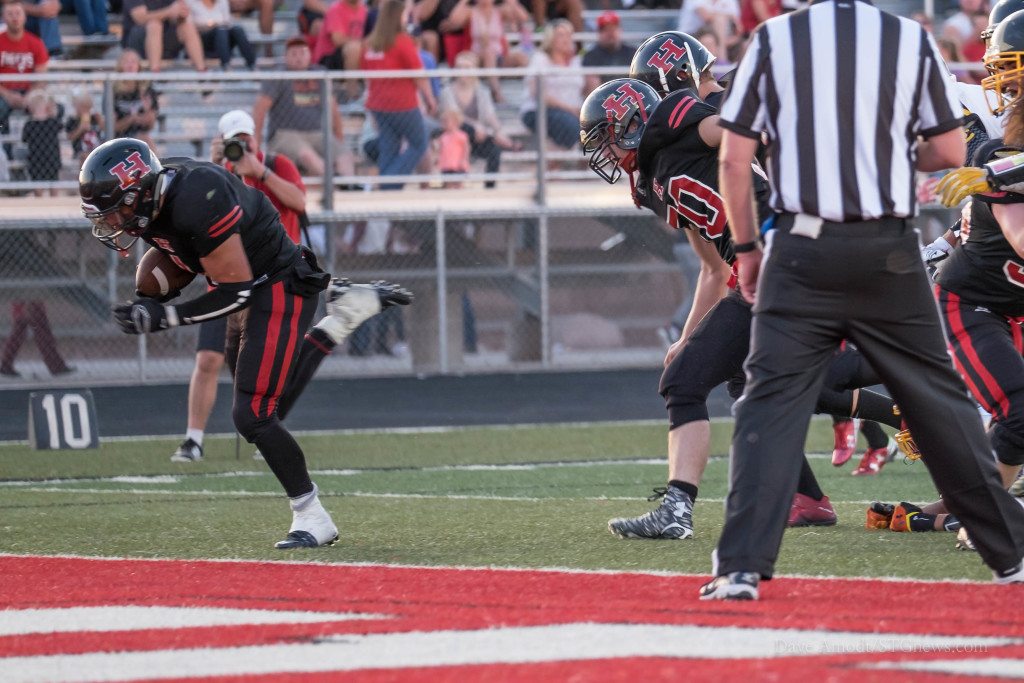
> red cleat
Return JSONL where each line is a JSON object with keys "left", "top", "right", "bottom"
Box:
{"left": 851, "top": 447, "right": 888, "bottom": 476}
{"left": 831, "top": 419, "right": 859, "bottom": 466}
{"left": 788, "top": 493, "right": 838, "bottom": 527}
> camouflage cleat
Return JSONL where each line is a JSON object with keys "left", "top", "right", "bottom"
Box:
{"left": 608, "top": 486, "right": 694, "bottom": 540}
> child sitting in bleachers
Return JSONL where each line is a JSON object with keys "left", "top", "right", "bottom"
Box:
{"left": 21, "top": 90, "right": 61, "bottom": 197}
{"left": 436, "top": 108, "right": 470, "bottom": 189}
{"left": 65, "top": 90, "right": 104, "bottom": 164}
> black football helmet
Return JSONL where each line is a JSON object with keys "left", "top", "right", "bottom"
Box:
{"left": 983, "top": 0, "right": 1024, "bottom": 43}
{"left": 79, "top": 137, "right": 163, "bottom": 254}
{"left": 983, "top": 8, "right": 1024, "bottom": 115}
{"left": 630, "top": 31, "right": 715, "bottom": 97}
{"left": 579, "top": 78, "right": 660, "bottom": 183}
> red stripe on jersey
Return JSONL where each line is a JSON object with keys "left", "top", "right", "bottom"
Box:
{"left": 668, "top": 97, "right": 696, "bottom": 129}
{"left": 266, "top": 293, "right": 304, "bottom": 415}
{"left": 251, "top": 282, "right": 286, "bottom": 418}
{"left": 943, "top": 289, "right": 1010, "bottom": 420}
{"left": 209, "top": 206, "right": 243, "bottom": 239}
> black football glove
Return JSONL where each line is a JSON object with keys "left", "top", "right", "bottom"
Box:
{"left": 112, "top": 297, "right": 170, "bottom": 334}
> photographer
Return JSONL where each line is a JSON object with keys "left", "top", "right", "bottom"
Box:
{"left": 172, "top": 109, "right": 306, "bottom": 462}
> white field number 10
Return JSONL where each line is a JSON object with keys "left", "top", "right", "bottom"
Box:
{"left": 40, "top": 393, "right": 92, "bottom": 449}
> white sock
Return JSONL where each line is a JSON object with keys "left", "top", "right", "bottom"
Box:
{"left": 186, "top": 429, "right": 204, "bottom": 446}
{"left": 289, "top": 483, "right": 319, "bottom": 512}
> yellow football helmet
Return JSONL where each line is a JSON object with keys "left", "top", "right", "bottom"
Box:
{"left": 982, "top": 9, "right": 1024, "bottom": 115}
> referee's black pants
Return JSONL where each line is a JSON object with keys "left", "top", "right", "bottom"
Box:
{"left": 716, "top": 216, "right": 1024, "bottom": 579}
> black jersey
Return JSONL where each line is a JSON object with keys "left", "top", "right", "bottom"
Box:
{"left": 936, "top": 144, "right": 1024, "bottom": 317}
{"left": 632, "top": 89, "right": 769, "bottom": 267}
{"left": 140, "top": 159, "right": 298, "bottom": 281}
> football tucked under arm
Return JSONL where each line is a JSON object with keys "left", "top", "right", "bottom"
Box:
{"left": 135, "top": 248, "right": 196, "bottom": 301}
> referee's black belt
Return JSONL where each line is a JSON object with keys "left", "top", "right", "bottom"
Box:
{"left": 775, "top": 212, "right": 909, "bottom": 237}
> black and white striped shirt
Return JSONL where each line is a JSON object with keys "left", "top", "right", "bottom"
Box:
{"left": 718, "top": 0, "right": 964, "bottom": 222}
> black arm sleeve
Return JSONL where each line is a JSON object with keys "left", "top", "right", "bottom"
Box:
{"left": 165, "top": 280, "right": 253, "bottom": 326}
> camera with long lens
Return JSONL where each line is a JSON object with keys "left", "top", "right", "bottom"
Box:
{"left": 223, "top": 136, "right": 249, "bottom": 162}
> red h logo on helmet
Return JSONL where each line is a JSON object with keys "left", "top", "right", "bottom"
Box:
{"left": 109, "top": 152, "right": 153, "bottom": 191}
{"left": 646, "top": 38, "right": 688, "bottom": 73}
{"left": 604, "top": 82, "right": 648, "bottom": 122}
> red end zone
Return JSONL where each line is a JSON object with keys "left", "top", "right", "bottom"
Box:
{"left": 0, "top": 555, "right": 1022, "bottom": 681}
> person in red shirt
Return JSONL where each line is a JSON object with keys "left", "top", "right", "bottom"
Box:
{"left": 171, "top": 109, "right": 308, "bottom": 463}
{"left": 312, "top": 0, "right": 368, "bottom": 69}
{"left": 0, "top": 1, "right": 48, "bottom": 135}
{"left": 360, "top": 0, "right": 436, "bottom": 190}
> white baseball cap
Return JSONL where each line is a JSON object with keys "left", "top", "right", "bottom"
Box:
{"left": 218, "top": 110, "right": 255, "bottom": 139}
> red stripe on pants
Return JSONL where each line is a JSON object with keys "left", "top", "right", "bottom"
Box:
{"left": 267, "top": 292, "right": 304, "bottom": 415}
{"left": 251, "top": 283, "right": 285, "bottom": 418}
{"left": 943, "top": 289, "right": 1010, "bottom": 420}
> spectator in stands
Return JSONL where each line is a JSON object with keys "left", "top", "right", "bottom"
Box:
{"left": 65, "top": 90, "right": 104, "bottom": 163}
{"left": 414, "top": 0, "right": 469, "bottom": 66}
{"left": 121, "top": 0, "right": 207, "bottom": 72}
{"left": 467, "top": 0, "right": 530, "bottom": 102}
{"left": 942, "top": 0, "right": 985, "bottom": 45}
{"left": 912, "top": 11, "right": 935, "bottom": 34}
{"left": 0, "top": 2, "right": 48, "bottom": 137}
{"left": 0, "top": 300, "right": 73, "bottom": 378}
{"left": 436, "top": 107, "right": 470, "bottom": 187}
{"left": 937, "top": 36, "right": 973, "bottom": 83}
{"left": 519, "top": 19, "right": 582, "bottom": 152}
{"left": 252, "top": 36, "right": 356, "bottom": 188}
{"left": 311, "top": 0, "right": 368, "bottom": 70}
{"left": 60, "top": 0, "right": 109, "bottom": 36}
{"left": 170, "top": 109, "right": 307, "bottom": 464}
{"left": 23, "top": 0, "right": 63, "bottom": 56}
{"left": 677, "top": 0, "right": 742, "bottom": 58}
{"left": 186, "top": 0, "right": 257, "bottom": 69}
{"left": 361, "top": 0, "right": 436, "bottom": 190}
{"left": 738, "top": 0, "right": 781, "bottom": 37}
{"left": 21, "top": 89, "right": 61, "bottom": 197}
{"left": 228, "top": 0, "right": 274, "bottom": 50}
{"left": 298, "top": 0, "right": 329, "bottom": 50}
{"left": 530, "top": 0, "right": 581, "bottom": 32}
{"left": 581, "top": 11, "right": 634, "bottom": 95}
{"left": 439, "top": 50, "right": 520, "bottom": 188}
{"left": 693, "top": 26, "right": 731, "bottom": 70}
{"left": 109, "top": 49, "right": 158, "bottom": 149}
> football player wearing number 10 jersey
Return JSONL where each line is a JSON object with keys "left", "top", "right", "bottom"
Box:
{"left": 581, "top": 33, "right": 905, "bottom": 540}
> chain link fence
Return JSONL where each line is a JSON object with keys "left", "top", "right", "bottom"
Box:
{"left": 0, "top": 68, "right": 959, "bottom": 387}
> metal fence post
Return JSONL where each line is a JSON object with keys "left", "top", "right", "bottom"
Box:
{"left": 539, "top": 211, "right": 550, "bottom": 368}
{"left": 436, "top": 211, "right": 448, "bottom": 374}
{"left": 321, "top": 72, "right": 334, "bottom": 212}
{"left": 535, "top": 73, "right": 547, "bottom": 206}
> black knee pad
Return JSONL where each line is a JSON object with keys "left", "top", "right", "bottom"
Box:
{"left": 233, "top": 404, "right": 275, "bottom": 444}
{"left": 726, "top": 372, "right": 746, "bottom": 401}
{"left": 667, "top": 403, "right": 709, "bottom": 431}
{"left": 989, "top": 421, "right": 1024, "bottom": 467}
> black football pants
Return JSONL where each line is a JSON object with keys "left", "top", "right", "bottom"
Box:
{"left": 716, "top": 217, "right": 1024, "bottom": 579}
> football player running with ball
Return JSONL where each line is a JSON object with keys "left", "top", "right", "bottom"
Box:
{"left": 79, "top": 138, "right": 412, "bottom": 550}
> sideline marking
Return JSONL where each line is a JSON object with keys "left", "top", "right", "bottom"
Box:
{"left": 2, "top": 623, "right": 1018, "bottom": 683}
{"left": 0, "top": 606, "right": 387, "bottom": 636}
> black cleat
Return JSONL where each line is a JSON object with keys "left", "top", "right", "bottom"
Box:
{"left": 370, "top": 280, "right": 413, "bottom": 309}
{"left": 275, "top": 530, "right": 338, "bottom": 549}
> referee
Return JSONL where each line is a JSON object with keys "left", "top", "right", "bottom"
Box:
{"left": 701, "top": 0, "right": 1024, "bottom": 600}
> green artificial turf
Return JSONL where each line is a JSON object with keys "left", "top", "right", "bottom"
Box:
{"left": 1, "top": 418, "right": 992, "bottom": 581}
